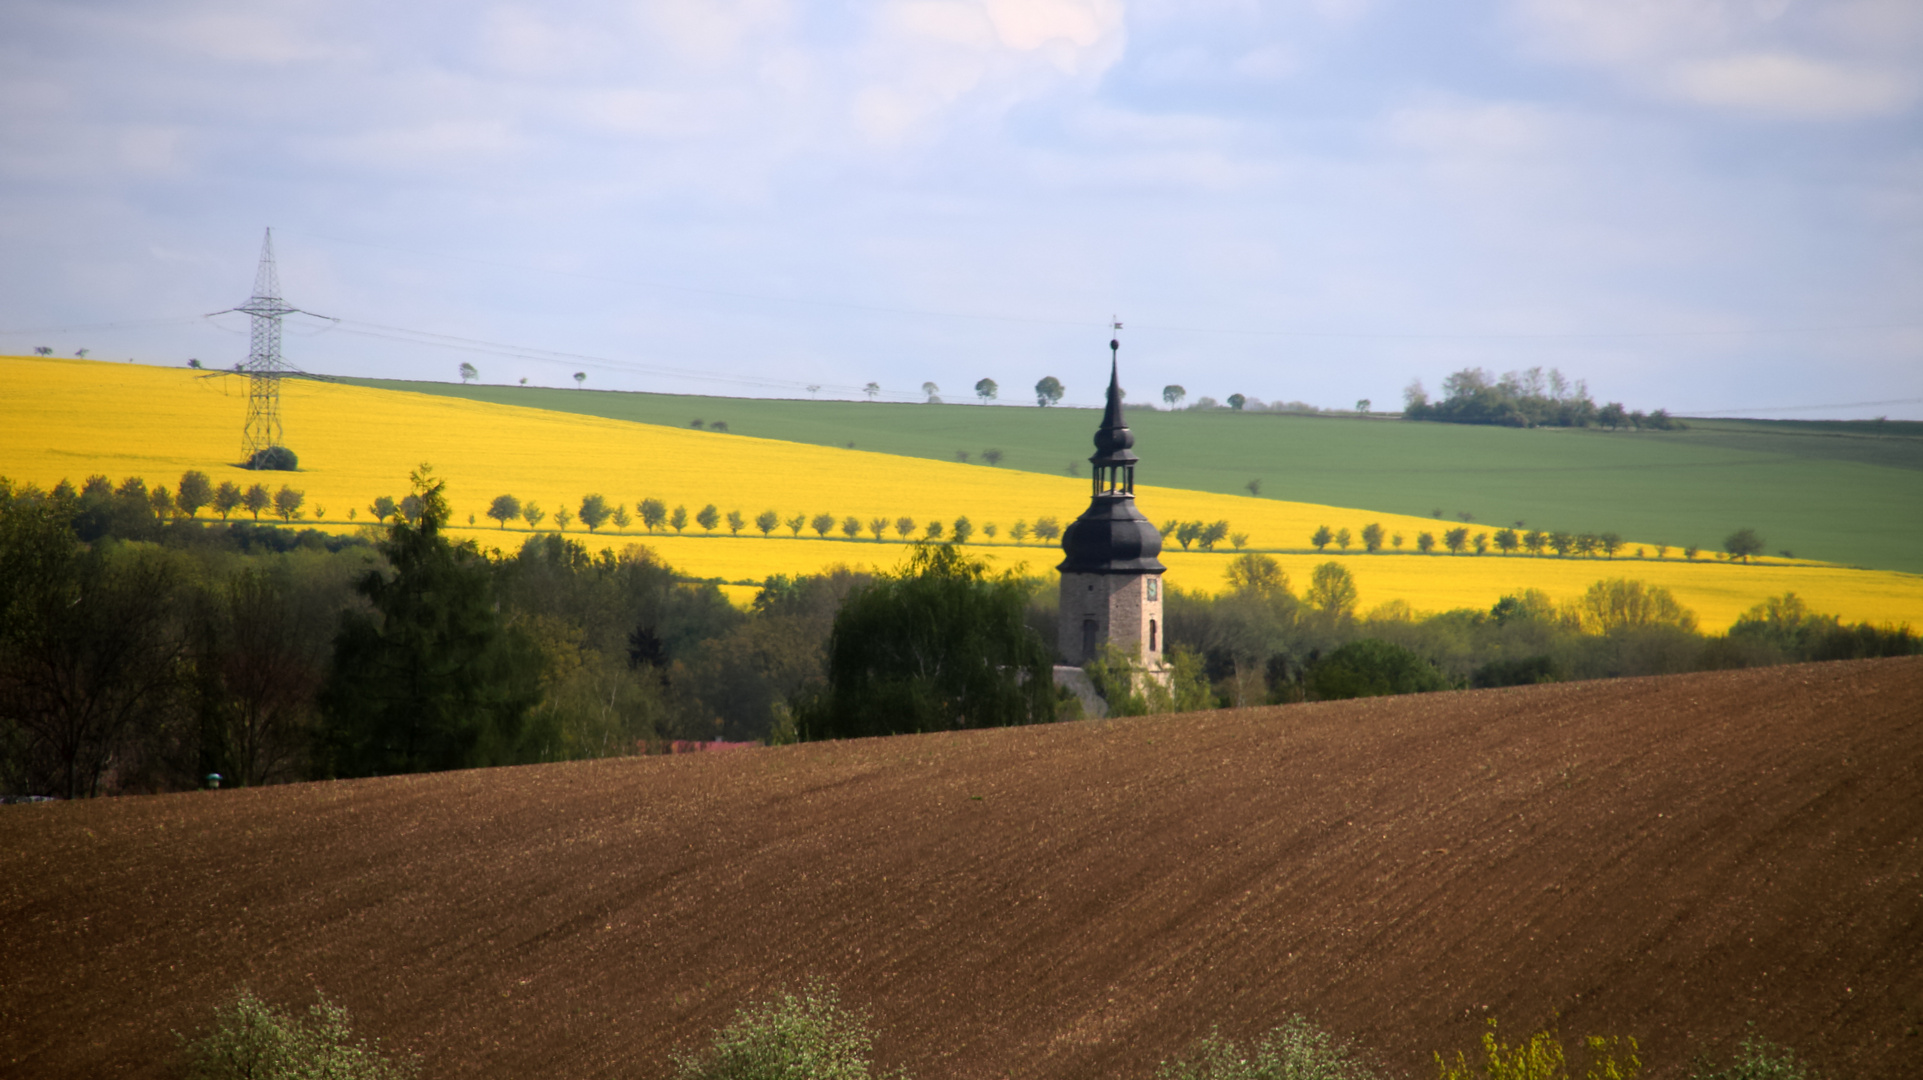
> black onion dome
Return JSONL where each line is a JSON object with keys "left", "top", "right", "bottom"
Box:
{"left": 1059, "top": 497, "right": 1164, "bottom": 573}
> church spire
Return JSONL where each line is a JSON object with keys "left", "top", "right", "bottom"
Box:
{"left": 1058, "top": 334, "right": 1164, "bottom": 576}
{"left": 1089, "top": 336, "right": 1139, "bottom": 496}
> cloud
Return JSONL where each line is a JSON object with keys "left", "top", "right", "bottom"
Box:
{"left": 1666, "top": 51, "right": 1913, "bottom": 118}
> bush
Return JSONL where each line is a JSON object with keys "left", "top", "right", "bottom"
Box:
{"left": 674, "top": 982, "right": 903, "bottom": 1080}
{"left": 246, "top": 446, "right": 299, "bottom": 471}
{"left": 1435, "top": 1020, "right": 1639, "bottom": 1080}
{"left": 1158, "top": 1016, "right": 1380, "bottom": 1080}
{"left": 1307, "top": 639, "right": 1446, "bottom": 700}
{"left": 181, "top": 987, "right": 417, "bottom": 1080}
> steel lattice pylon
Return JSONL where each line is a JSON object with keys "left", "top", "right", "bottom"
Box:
{"left": 213, "top": 228, "right": 329, "bottom": 463}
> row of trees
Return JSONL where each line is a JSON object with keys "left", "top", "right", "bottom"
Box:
{"left": 1309, "top": 523, "right": 1768, "bottom": 562}
{"left": 1403, "top": 366, "right": 1680, "bottom": 430}
{"left": 479, "top": 493, "right": 1072, "bottom": 545}
{"left": 51, "top": 471, "right": 312, "bottom": 529}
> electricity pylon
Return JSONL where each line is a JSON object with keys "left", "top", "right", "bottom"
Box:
{"left": 211, "top": 228, "right": 330, "bottom": 463}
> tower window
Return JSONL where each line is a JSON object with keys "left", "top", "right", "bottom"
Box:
{"left": 1149, "top": 618, "right": 1158, "bottom": 652}
{"left": 1082, "top": 619, "right": 1098, "bottom": 659}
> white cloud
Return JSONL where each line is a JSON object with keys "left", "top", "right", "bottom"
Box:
{"left": 1667, "top": 51, "right": 1913, "bottom": 118}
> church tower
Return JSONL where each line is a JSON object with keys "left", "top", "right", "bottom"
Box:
{"left": 1058, "top": 338, "right": 1167, "bottom": 671}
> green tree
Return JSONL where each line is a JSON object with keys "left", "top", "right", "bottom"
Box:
{"left": 1472, "top": 532, "right": 1488, "bottom": 555}
{"left": 1227, "top": 393, "right": 1247, "bottom": 410}
{"left": 1443, "top": 526, "right": 1469, "bottom": 554}
{"left": 1573, "top": 533, "right": 1597, "bottom": 558}
{"left": 241, "top": 483, "right": 271, "bottom": 521}
{"left": 182, "top": 988, "right": 419, "bottom": 1080}
{"left": 1493, "top": 527, "right": 1518, "bottom": 554}
{"left": 1034, "top": 375, "right": 1064, "bottom": 407}
{"left": 578, "top": 494, "right": 611, "bottom": 532}
{"left": 1600, "top": 531, "right": 1623, "bottom": 558}
{"left": 924, "top": 519, "right": 944, "bottom": 540}
{"left": 868, "top": 517, "right": 887, "bottom": 540}
{"left": 318, "top": 467, "right": 540, "bottom": 776}
{"left": 1361, "top": 522, "right": 1385, "bottom": 552}
{"left": 669, "top": 505, "right": 688, "bottom": 533}
{"left": 486, "top": 494, "right": 521, "bottom": 529}
{"left": 1225, "top": 553, "right": 1289, "bottom": 597}
{"left": 1009, "top": 520, "right": 1029, "bottom": 544}
{"left": 177, "top": 470, "right": 214, "bottom": 518}
{"left": 1200, "top": 521, "right": 1229, "bottom": 550}
{"left": 894, "top": 516, "right": 915, "bottom": 539}
{"left": 922, "top": 381, "right": 941, "bottom": 403}
{"left": 521, "top": 501, "right": 545, "bottom": 529}
{"left": 696, "top": 504, "right": 721, "bottom": 534}
{"left": 368, "top": 494, "right": 396, "bottom": 524}
{"left": 639, "top": 498, "right": 667, "bottom": 532}
{"left": 787, "top": 513, "right": 807, "bottom": 537}
{"left": 552, "top": 506, "right": 572, "bottom": 531}
{"left": 975, "top": 377, "right": 997, "bottom": 403}
{"left": 951, "top": 516, "right": 973, "bottom": 544}
{"left": 1309, "top": 639, "right": 1445, "bottom": 700}
{"left": 672, "top": 983, "right": 879, "bottom": 1080}
{"left": 1724, "top": 527, "right": 1765, "bottom": 563}
{"left": 1305, "top": 561, "right": 1358, "bottom": 622}
{"left": 840, "top": 515, "right": 862, "bottom": 539}
{"left": 1176, "top": 521, "right": 1201, "bottom": 550}
{"left": 1549, "top": 531, "right": 1574, "bottom": 556}
{"left": 272, "top": 485, "right": 304, "bottom": 522}
{"left": 755, "top": 510, "right": 778, "bottom": 537}
{"left": 1417, "top": 531, "right": 1435, "bottom": 553}
{"left": 798, "top": 544, "right": 1054, "bottom": 739}
{"left": 1311, "top": 525, "right": 1333, "bottom": 551}
{"left": 1032, "top": 516, "right": 1060, "bottom": 542}
{"left": 610, "top": 505, "right": 631, "bottom": 530}
{"left": 459, "top": 361, "right": 477, "bottom": 384}
{"left": 1578, "top": 578, "right": 1697, "bottom": 634}
{"left": 811, "top": 512, "right": 835, "bottom": 538}
{"left": 1163, "top": 384, "right": 1185, "bottom": 408}
{"left": 982, "top": 448, "right": 1003, "bottom": 466}
{"left": 1334, "top": 527, "right": 1352, "bottom": 550}
{"left": 726, "top": 509, "right": 745, "bottom": 536}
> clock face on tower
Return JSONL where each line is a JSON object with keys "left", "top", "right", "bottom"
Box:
{"left": 1146, "top": 578, "right": 1159, "bottom": 601}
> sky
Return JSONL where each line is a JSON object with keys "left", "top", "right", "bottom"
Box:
{"left": 2, "top": 0, "right": 1919, "bottom": 417}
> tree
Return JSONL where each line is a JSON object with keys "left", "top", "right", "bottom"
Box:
{"left": 1473, "top": 532, "right": 1489, "bottom": 554}
{"left": 954, "top": 450, "right": 970, "bottom": 463}
{"left": 1225, "top": 553, "right": 1289, "bottom": 596}
{"left": 176, "top": 470, "right": 213, "bottom": 518}
{"left": 1230, "top": 532, "right": 1247, "bottom": 549}
{"left": 951, "top": 516, "right": 973, "bottom": 544}
{"left": 272, "top": 485, "right": 305, "bottom": 522}
{"left": 368, "top": 494, "right": 396, "bottom": 523}
{"left": 1441, "top": 526, "right": 1468, "bottom": 554}
{"left": 521, "top": 501, "right": 545, "bottom": 529}
{"left": 1245, "top": 479, "right": 1261, "bottom": 496}
{"left": 1493, "top": 528, "right": 1518, "bottom": 554}
{"left": 1356, "top": 398, "right": 1371, "bottom": 413}
{"left": 982, "top": 523, "right": 998, "bottom": 540}
{"left": 1600, "top": 532, "right": 1623, "bottom": 558}
{"left": 573, "top": 371, "right": 586, "bottom": 387}
{"left": 1549, "top": 531, "right": 1574, "bottom": 556}
{"left": 1034, "top": 376, "right": 1064, "bottom": 407}
{"left": 486, "top": 495, "right": 521, "bottom": 529}
{"left": 1417, "top": 531, "right": 1435, "bottom": 553}
{"left": 611, "top": 505, "right": 632, "bottom": 530}
{"left": 982, "top": 448, "right": 1003, "bottom": 466}
{"left": 578, "top": 494, "right": 612, "bottom": 532}
{"left": 1311, "top": 525, "right": 1333, "bottom": 551}
{"left": 151, "top": 485, "right": 175, "bottom": 521}
{"left": 924, "top": 519, "right": 944, "bottom": 540}
{"left": 1200, "top": 520, "right": 1229, "bottom": 550}
{"left": 1523, "top": 529, "right": 1546, "bottom": 556}
{"left": 1305, "top": 561, "right": 1358, "bottom": 622}
{"left": 1334, "top": 527, "right": 1352, "bottom": 550}
{"left": 1574, "top": 533, "right": 1599, "bottom": 558}
{"left": 639, "top": 498, "right": 667, "bottom": 532}
{"left": 1578, "top": 578, "right": 1697, "bottom": 634}
{"left": 840, "top": 515, "right": 861, "bottom": 539}
{"left": 1308, "top": 640, "right": 1445, "bottom": 700}
{"left": 668, "top": 505, "right": 688, "bottom": 533}
{"left": 975, "top": 378, "right": 997, "bottom": 403}
{"left": 1227, "top": 393, "right": 1246, "bottom": 411}
{"left": 553, "top": 506, "right": 573, "bottom": 531}
{"left": 726, "top": 509, "right": 745, "bottom": 536}
{"left": 863, "top": 381, "right": 880, "bottom": 401}
{"left": 242, "top": 483, "right": 271, "bottom": 521}
{"left": 1598, "top": 401, "right": 1626, "bottom": 429}
{"left": 1361, "top": 522, "right": 1385, "bottom": 553}
{"left": 755, "top": 510, "right": 778, "bottom": 537}
{"left": 787, "top": 514, "right": 806, "bottom": 537}
{"left": 922, "top": 381, "right": 941, "bottom": 403}
{"left": 399, "top": 495, "right": 424, "bottom": 526}
{"left": 1683, "top": 544, "right": 1699, "bottom": 560}
{"left": 1163, "top": 384, "right": 1185, "bottom": 408}
{"left": 459, "top": 362, "right": 478, "bottom": 383}
{"left": 868, "top": 517, "right": 887, "bottom": 540}
{"left": 796, "top": 544, "right": 1054, "bottom": 739}
{"left": 895, "top": 516, "right": 915, "bottom": 539}
{"left": 811, "top": 512, "right": 835, "bottom": 538}
{"left": 1032, "top": 516, "right": 1061, "bottom": 543}
{"left": 1175, "top": 521, "right": 1201, "bottom": 550}
{"left": 1724, "top": 527, "right": 1765, "bottom": 563}
{"left": 1009, "top": 520, "right": 1029, "bottom": 544}
{"left": 696, "top": 505, "right": 721, "bottom": 533}
{"left": 318, "top": 466, "right": 540, "bottom": 777}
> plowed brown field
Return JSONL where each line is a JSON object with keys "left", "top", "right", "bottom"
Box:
{"left": 4, "top": 659, "right": 1921, "bottom": 1079}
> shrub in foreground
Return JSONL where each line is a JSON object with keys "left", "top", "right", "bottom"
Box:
{"left": 1157, "top": 1016, "right": 1381, "bottom": 1080}
{"left": 180, "top": 987, "right": 417, "bottom": 1080}
{"left": 674, "top": 982, "right": 904, "bottom": 1080}
{"left": 1686, "top": 1034, "right": 1820, "bottom": 1080}
{"left": 1434, "top": 1020, "right": 1639, "bottom": 1080}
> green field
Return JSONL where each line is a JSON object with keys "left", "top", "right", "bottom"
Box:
{"left": 346, "top": 378, "right": 1923, "bottom": 575}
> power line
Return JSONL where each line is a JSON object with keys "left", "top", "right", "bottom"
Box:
{"left": 1686, "top": 397, "right": 1923, "bottom": 415}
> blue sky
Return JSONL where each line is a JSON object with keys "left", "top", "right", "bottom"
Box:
{"left": 2, "top": 0, "right": 1918, "bottom": 416}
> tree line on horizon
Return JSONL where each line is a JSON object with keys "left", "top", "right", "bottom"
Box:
{"left": 1306, "top": 522, "right": 1770, "bottom": 562}
{"left": 1402, "top": 365, "right": 1680, "bottom": 430}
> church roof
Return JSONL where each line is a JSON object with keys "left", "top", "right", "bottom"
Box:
{"left": 1058, "top": 341, "right": 1165, "bottom": 575}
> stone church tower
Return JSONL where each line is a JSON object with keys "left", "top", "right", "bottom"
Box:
{"left": 1058, "top": 339, "right": 1167, "bottom": 672}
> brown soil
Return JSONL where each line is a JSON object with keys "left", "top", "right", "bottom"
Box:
{"left": 4, "top": 658, "right": 1920, "bottom": 1079}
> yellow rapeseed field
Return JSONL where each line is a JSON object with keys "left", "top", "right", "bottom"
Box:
{"left": 6, "top": 354, "right": 1920, "bottom": 629}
